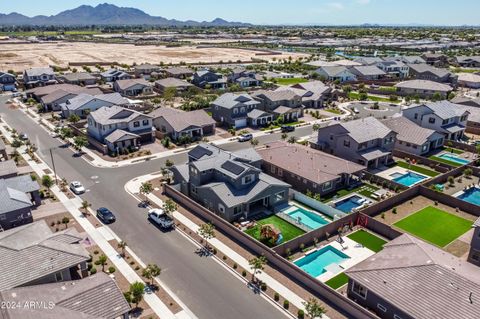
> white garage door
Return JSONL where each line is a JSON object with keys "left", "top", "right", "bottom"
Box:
{"left": 235, "top": 118, "right": 247, "bottom": 129}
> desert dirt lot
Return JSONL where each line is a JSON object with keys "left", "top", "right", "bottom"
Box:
{"left": 0, "top": 41, "right": 308, "bottom": 71}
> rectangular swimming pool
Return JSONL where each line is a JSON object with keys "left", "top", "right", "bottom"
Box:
{"left": 334, "top": 195, "right": 364, "bottom": 213}
{"left": 286, "top": 207, "right": 329, "bottom": 230}
{"left": 457, "top": 187, "right": 480, "bottom": 206}
{"left": 391, "top": 171, "right": 427, "bottom": 187}
{"left": 438, "top": 153, "right": 470, "bottom": 165}
{"left": 294, "top": 246, "right": 350, "bottom": 278}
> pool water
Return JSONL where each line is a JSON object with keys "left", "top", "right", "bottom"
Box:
{"left": 457, "top": 187, "right": 480, "bottom": 206}
{"left": 286, "top": 207, "right": 329, "bottom": 230}
{"left": 294, "top": 246, "right": 350, "bottom": 277}
{"left": 438, "top": 153, "right": 470, "bottom": 165}
{"left": 392, "top": 172, "right": 427, "bottom": 187}
{"left": 334, "top": 195, "right": 363, "bottom": 213}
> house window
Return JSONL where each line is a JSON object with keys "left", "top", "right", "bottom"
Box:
{"left": 275, "top": 191, "right": 285, "bottom": 202}
{"left": 343, "top": 139, "right": 350, "bottom": 147}
{"left": 191, "top": 185, "right": 197, "bottom": 194}
{"left": 329, "top": 134, "right": 333, "bottom": 140}
{"left": 143, "top": 119, "right": 149, "bottom": 126}
{"left": 428, "top": 117, "right": 435, "bottom": 124}
{"left": 133, "top": 121, "right": 140, "bottom": 127}
{"left": 243, "top": 174, "right": 253, "bottom": 184}
{"left": 303, "top": 179, "right": 308, "bottom": 184}
{"left": 394, "top": 315, "right": 404, "bottom": 319}
{"left": 471, "top": 252, "right": 479, "bottom": 261}
{"left": 351, "top": 281, "right": 367, "bottom": 299}
{"left": 55, "top": 272, "right": 63, "bottom": 282}
{"left": 233, "top": 206, "right": 243, "bottom": 215}
{"left": 270, "top": 165, "right": 276, "bottom": 173}
{"left": 414, "top": 113, "right": 418, "bottom": 119}
{"left": 278, "top": 168, "right": 283, "bottom": 177}
{"left": 312, "top": 183, "right": 317, "bottom": 189}
{"left": 442, "top": 119, "right": 448, "bottom": 125}
{"left": 233, "top": 108, "right": 238, "bottom": 114}
{"left": 377, "top": 304, "right": 387, "bottom": 313}
{"left": 323, "top": 181, "right": 333, "bottom": 191}
{"left": 399, "top": 141, "right": 403, "bottom": 144}
{"left": 0, "top": 214, "right": 5, "bottom": 220}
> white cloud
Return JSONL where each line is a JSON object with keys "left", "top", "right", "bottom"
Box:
{"left": 356, "top": 0, "right": 371, "bottom": 4}
{"left": 327, "top": 2, "right": 345, "bottom": 10}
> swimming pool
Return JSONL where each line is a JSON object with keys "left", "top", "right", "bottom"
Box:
{"left": 457, "top": 187, "right": 480, "bottom": 206}
{"left": 286, "top": 207, "right": 329, "bottom": 230}
{"left": 334, "top": 195, "right": 364, "bottom": 213}
{"left": 438, "top": 153, "right": 470, "bottom": 165}
{"left": 294, "top": 246, "right": 350, "bottom": 277}
{"left": 391, "top": 171, "right": 427, "bottom": 187}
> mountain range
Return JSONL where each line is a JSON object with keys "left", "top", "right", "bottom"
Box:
{"left": 0, "top": 3, "right": 250, "bottom": 27}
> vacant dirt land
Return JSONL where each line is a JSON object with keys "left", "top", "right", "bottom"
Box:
{"left": 0, "top": 41, "right": 308, "bottom": 71}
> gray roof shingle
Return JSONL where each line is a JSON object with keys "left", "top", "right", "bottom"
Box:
{"left": 151, "top": 107, "right": 215, "bottom": 132}
{"left": 382, "top": 116, "right": 441, "bottom": 145}
{"left": 335, "top": 117, "right": 393, "bottom": 144}
{"left": 395, "top": 80, "right": 453, "bottom": 92}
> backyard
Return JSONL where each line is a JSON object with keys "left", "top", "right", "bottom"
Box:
{"left": 393, "top": 206, "right": 473, "bottom": 247}
{"left": 395, "top": 161, "right": 440, "bottom": 177}
{"left": 244, "top": 215, "right": 305, "bottom": 247}
{"left": 321, "top": 183, "right": 380, "bottom": 203}
{"left": 275, "top": 77, "right": 308, "bottom": 85}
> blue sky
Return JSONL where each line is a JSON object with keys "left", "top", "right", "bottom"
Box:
{"left": 3, "top": 0, "right": 480, "bottom": 26}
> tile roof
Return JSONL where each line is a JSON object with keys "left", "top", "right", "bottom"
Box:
{"left": 395, "top": 80, "right": 453, "bottom": 92}
{"left": 420, "top": 100, "right": 470, "bottom": 119}
{"left": 0, "top": 220, "right": 89, "bottom": 290}
{"left": 0, "top": 273, "right": 130, "bottom": 319}
{"left": 24, "top": 67, "right": 54, "bottom": 77}
{"left": 40, "top": 90, "right": 77, "bottom": 104}
{"left": 382, "top": 116, "right": 440, "bottom": 145}
{"left": 458, "top": 72, "right": 480, "bottom": 83}
{"left": 59, "top": 72, "right": 96, "bottom": 82}
{"left": 212, "top": 93, "right": 260, "bottom": 109}
{"left": 408, "top": 63, "right": 451, "bottom": 78}
{"left": 258, "top": 141, "right": 365, "bottom": 184}
{"left": 104, "top": 129, "right": 140, "bottom": 144}
{"left": 345, "top": 234, "right": 480, "bottom": 319}
{"left": 351, "top": 65, "right": 387, "bottom": 77}
{"left": 151, "top": 107, "right": 215, "bottom": 132}
{"left": 335, "top": 117, "right": 393, "bottom": 144}
{"left": 165, "top": 66, "right": 194, "bottom": 75}
{"left": 89, "top": 105, "right": 151, "bottom": 125}
{"left": 61, "top": 93, "right": 128, "bottom": 111}
{"left": 27, "top": 84, "right": 102, "bottom": 98}
{"left": 114, "top": 78, "right": 151, "bottom": 90}
{"left": 0, "top": 160, "right": 18, "bottom": 178}
{"left": 253, "top": 89, "right": 300, "bottom": 102}
{"left": 247, "top": 109, "right": 271, "bottom": 119}
{"left": 155, "top": 77, "right": 193, "bottom": 88}
{"left": 317, "top": 66, "right": 351, "bottom": 77}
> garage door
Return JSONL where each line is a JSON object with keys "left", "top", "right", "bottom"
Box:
{"left": 235, "top": 118, "right": 247, "bottom": 129}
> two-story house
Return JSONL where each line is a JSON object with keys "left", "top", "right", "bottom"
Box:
{"left": 279, "top": 81, "right": 333, "bottom": 108}
{"left": 376, "top": 60, "right": 409, "bottom": 78}
{"left": 421, "top": 53, "right": 448, "bottom": 67}
{"left": 455, "top": 56, "right": 480, "bottom": 68}
{"left": 169, "top": 144, "right": 290, "bottom": 222}
{"left": 252, "top": 89, "right": 304, "bottom": 122}
{"left": 314, "top": 66, "right": 357, "bottom": 82}
{"left": 0, "top": 71, "right": 16, "bottom": 91}
{"left": 211, "top": 93, "right": 267, "bottom": 129}
{"left": 311, "top": 117, "right": 397, "bottom": 169}
{"left": 192, "top": 69, "right": 227, "bottom": 89}
{"left": 402, "top": 101, "right": 469, "bottom": 140}
{"left": 87, "top": 105, "right": 154, "bottom": 152}
{"left": 23, "top": 67, "right": 57, "bottom": 88}
{"left": 113, "top": 78, "right": 153, "bottom": 97}
{"left": 228, "top": 67, "right": 262, "bottom": 88}
{"left": 468, "top": 217, "right": 480, "bottom": 267}
{"left": 100, "top": 68, "right": 131, "bottom": 82}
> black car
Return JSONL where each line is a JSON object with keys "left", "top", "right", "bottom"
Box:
{"left": 96, "top": 207, "right": 116, "bottom": 224}
{"left": 281, "top": 125, "right": 295, "bottom": 133}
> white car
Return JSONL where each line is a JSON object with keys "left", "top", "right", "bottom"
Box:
{"left": 238, "top": 133, "right": 253, "bottom": 142}
{"left": 148, "top": 208, "right": 174, "bottom": 229}
{"left": 69, "top": 181, "right": 85, "bottom": 194}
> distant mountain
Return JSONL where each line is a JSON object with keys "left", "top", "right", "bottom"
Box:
{"left": 0, "top": 3, "right": 251, "bottom": 27}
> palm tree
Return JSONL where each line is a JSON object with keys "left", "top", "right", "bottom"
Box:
{"left": 117, "top": 240, "right": 127, "bottom": 257}
{"left": 248, "top": 255, "right": 267, "bottom": 283}
{"left": 142, "top": 263, "right": 161, "bottom": 286}
{"left": 98, "top": 254, "right": 107, "bottom": 272}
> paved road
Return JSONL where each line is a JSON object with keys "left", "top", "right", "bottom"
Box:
{"left": 0, "top": 97, "right": 314, "bottom": 319}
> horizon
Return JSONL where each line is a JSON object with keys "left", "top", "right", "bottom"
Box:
{"left": 2, "top": 0, "right": 480, "bottom": 27}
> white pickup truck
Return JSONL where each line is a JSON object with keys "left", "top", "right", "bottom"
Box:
{"left": 147, "top": 208, "right": 174, "bottom": 229}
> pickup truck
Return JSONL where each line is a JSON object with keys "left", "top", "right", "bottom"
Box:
{"left": 148, "top": 208, "right": 174, "bottom": 229}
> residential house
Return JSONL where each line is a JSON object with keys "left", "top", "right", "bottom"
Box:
{"left": 311, "top": 117, "right": 396, "bottom": 168}
{"left": 134, "top": 63, "right": 160, "bottom": 78}
{"left": 458, "top": 105, "right": 480, "bottom": 135}
{"left": 353, "top": 57, "right": 384, "bottom": 66}
{"left": 349, "top": 65, "right": 387, "bottom": 80}
{"left": 384, "top": 56, "right": 426, "bottom": 64}
{"left": 421, "top": 53, "right": 448, "bottom": 67}
{"left": 164, "top": 66, "right": 194, "bottom": 79}
{"left": 151, "top": 107, "right": 216, "bottom": 141}
{"left": 454, "top": 56, "right": 480, "bottom": 68}
{"left": 468, "top": 217, "right": 480, "bottom": 267}
{"left": 0, "top": 220, "right": 90, "bottom": 290}
{"left": 458, "top": 73, "right": 480, "bottom": 89}
{"left": 0, "top": 71, "right": 16, "bottom": 91}
{"left": 382, "top": 116, "right": 444, "bottom": 156}
{"left": 402, "top": 101, "right": 469, "bottom": 140}
{"left": 0, "top": 174, "right": 41, "bottom": 230}
{"left": 252, "top": 89, "right": 304, "bottom": 122}
{"left": 258, "top": 141, "right": 364, "bottom": 196}
{"left": 114, "top": 78, "right": 153, "bottom": 97}
{"left": 228, "top": 67, "right": 262, "bottom": 88}
{"left": 155, "top": 77, "right": 193, "bottom": 94}
{"left": 0, "top": 273, "right": 130, "bottom": 319}
{"left": 0, "top": 139, "right": 7, "bottom": 161}
{"left": 394, "top": 80, "right": 453, "bottom": 98}
{"left": 100, "top": 68, "right": 131, "bottom": 82}
{"left": 169, "top": 144, "right": 290, "bottom": 222}
{"left": 58, "top": 72, "right": 97, "bottom": 86}
{"left": 87, "top": 105, "right": 154, "bottom": 152}
{"left": 376, "top": 60, "right": 409, "bottom": 78}
{"left": 315, "top": 66, "right": 357, "bottom": 82}
{"left": 39, "top": 87, "right": 103, "bottom": 112}
{"left": 60, "top": 92, "right": 129, "bottom": 118}
{"left": 211, "top": 93, "right": 263, "bottom": 128}
{"left": 26, "top": 83, "right": 101, "bottom": 101}
{"left": 345, "top": 234, "right": 480, "bottom": 319}
{"left": 192, "top": 69, "right": 227, "bottom": 89}
{"left": 0, "top": 160, "right": 19, "bottom": 179}
{"left": 407, "top": 63, "right": 457, "bottom": 83}
{"left": 23, "top": 67, "right": 56, "bottom": 88}
{"left": 283, "top": 81, "right": 333, "bottom": 108}
{"left": 451, "top": 96, "right": 480, "bottom": 108}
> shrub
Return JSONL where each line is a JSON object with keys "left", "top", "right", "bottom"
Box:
{"left": 93, "top": 250, "right": 99, "bottom": 255}
{"left": 233, "top": 263, "right": 237, "bottom": 269}
{"left": 213, "top": 248, "right": 217, "bottom": 255}
{"left": 283, "top": 300, "right": 289, "bottom": 309}
{"left": 274, "top": 292, "right": 280, "bottom": 301}
{"left": 260, "top": 283, "right": 267, "bottom": 291}
{"left": 381, "top": 213, "right": 385, "bottom": 219}
{"left": 392, "top": 207, "right": 397, "bottom": 214}
{"left": 94, "top": 260, "right": 101, "bottom": 265}
{"left": 135, "top": 266, "right": 140, "bottom": 271}
{"left": 222, "top": 255, "right": 227, "bottom": 261}
{"left": 130, "top": 261, "right": 135, "bottom": 265}
{"left": 242, "top": 270, "right": 247, "bottom": 277}
{"left": 90, "top": 267, "right": 97, "bottom": 274}
{"left": 298, "top": 309, "right": 305, "bottom": 319}
{"left": 87, "top": 262, "right": 93, "bottom": 270}
{"left": 108, "top": 266, "right": 116, "bottom": 273}
{"left": 434, "top": 201, "right": 438, "bottom": 206}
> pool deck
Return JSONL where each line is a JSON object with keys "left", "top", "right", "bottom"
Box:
{"left": 330, "top": 193, "right": 374, "bottom": 213}
{"left": 297, "top": 237, "right": 375, "bottom": 283}
{"left": 376, "top": 166, "right": 429, "bottom": 186}
{"left": 277, "top": 201, "right": 332, "bottom": 232}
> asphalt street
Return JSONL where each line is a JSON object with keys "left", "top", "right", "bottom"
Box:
{"left": 0, "top": 96, "right": 314, "bottom": 319}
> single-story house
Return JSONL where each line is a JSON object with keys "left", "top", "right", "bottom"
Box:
{"left": 394, "top": 80, "right": 453, "bottom": 98}
{"left": 100, "top": 69, "right": 131, "bottom": 82}
{"left": 58, "top": 72, "right": 97, "bottom": 86}
{"left": 407, "top": 63, "right": 457, "bottom": 83}
{"left": 0, "top": 160, "right": 18, "bottom": 179}
{"left": 349, "top": 65, "right": 387, "bottom": 80}
{"left": 155, "top": 77, "right": 193, "bottom": 93}
{"left": 454, "top": 56, "right": 480, "bottom": 68}
{"left": 164, "top": 67, "right": 194, "bottom": 79}
{"left": 134, "top": 63, "right": 160, "bottom": 77}
{"left": 458, "top": 73, "right": 480, "bottom": 89}
{"left": 113, "top": 78, "right": 153, "bottom": 97}
{"left": 60, "top": 92, "right": 129, "bottom": 118}
{"left": 315, "top": 66, "right": 357, "bottom": 82}
{"left": 0, "top": 71, "right": 16, "bottom": 91}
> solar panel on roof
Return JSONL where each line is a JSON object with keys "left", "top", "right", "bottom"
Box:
{"left": 189, "top": 146, "right": 213, "bottom": 160}
{"left": 221, "top": 161, "right": 245, "bottom": 175}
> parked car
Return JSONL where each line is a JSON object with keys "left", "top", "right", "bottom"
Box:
{"left": 11, "top": 92, "right": 21, "bottom": 98}
{"left": 352, "top": 107, "right": 360, "bottom": 114}
{"left": 238, "top": 133, "right": 253, "bottom": 142}
{"left": 281, "top": 125, "right": 295, "bottom": 133}
{"left": 69, "top": 181, "right": 85, "bottom": 194}
{"left": 148, "top": 208, "right": 174, "bottom": 229}
{"left": 19, "top": 132, "right": 28, "bottom": 140}
{"left": 96, "top": 207, "right": 116, "bottom": 224}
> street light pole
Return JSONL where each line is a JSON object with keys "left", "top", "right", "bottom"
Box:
{"left": 49, "top": 148, "right": 58, "bottom": 185}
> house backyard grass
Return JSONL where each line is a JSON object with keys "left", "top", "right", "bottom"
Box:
{"left": 244, "top": 215, "right": 305, "bottom": 247}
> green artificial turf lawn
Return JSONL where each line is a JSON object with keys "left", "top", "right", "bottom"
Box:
{"left": 244, "top": 215, "right": 305, "bottom": 247}
{"left": 325, "top": 272, "right": 349, "bottom": 290}
{"left": 396, "top": 161, "right": 440, "bottom": 177}
{"left": 275, "top": 78, "right": 308, "bottom": 85}
{"left": 428, "top": 156, "right": 463, "bottom": 167}
{"left": 347, "top": 230, "right": 387, "bottom": 253}
{"left": 393, "top": 206, "right": 472, "bottom": 247}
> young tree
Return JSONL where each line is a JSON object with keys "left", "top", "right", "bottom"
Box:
{"left": 61, "top": 216, "right": 70, "bottom": 229}
{"left": 73, "top": 136, "right": 88, "bottom": 152}
{"left": 139, "top": 181, "right": 153, "bottom": 203}
{"left": 59, "top": 127, "right": 74, "bottom": 140}
{"left": 81, "top": 200, "right": 91, "bottom": 216}
{"left": 312, "top": 123, "right": 321, "bottom": 132}
{"left": 42, "top": 175, "right": 54, "bottom": 189}
{"left": 165, "top": 159, "right": 174, "bottom": 167}
{"left": 128, "top": 282, "right": 145, "bottom": 309}
{"left": 248, "top": 255, "right": 267, "bottom": 282}
{"left": 250, "top": 138, "right": 259, "bottom": 146}
{"left": 163, "top": 87, "right": 177, "bottom": 103}
{"left": 198, "top": 222, "right": 216, "bottom": 250}
{"left": 117, "top": 240, "right": 127, "bottom": 257}
{"left": 281, "top": 133, "right": 288, "bottom": 140}
{"left": 68, "top": 114, "right": 81, "bottom": 124}
{"left": 303, "top": 298, "right": 327, "bottom": 319}
{"left": 162, "top": 199, "right": 177, "bottom": 217}
{"left": 287, "top": 136, "right": 297, "bottom": 144}
{"left": 142, "top": 263, "right": 161, "bottom": 286}
{"left": 98, "top": 254, "right": 107, "bottom": 272}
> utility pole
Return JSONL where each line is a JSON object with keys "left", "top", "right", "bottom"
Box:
{"left": 49, "top": 148, "right": 58, "bottom": 185}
